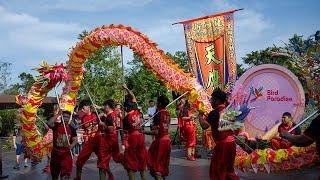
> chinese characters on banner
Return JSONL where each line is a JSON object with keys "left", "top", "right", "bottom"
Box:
{"left": 182, "top": 11, "right": 237, "bottom": 95}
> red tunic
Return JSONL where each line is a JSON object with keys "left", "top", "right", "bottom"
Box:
{"left": 148, "top": 109, "right": 171, "bottom": 177}
{"left": 183, "top": 109, "right": 196, "bottom": 148}
{"left": 76, "top": 113, "right": 104, "bottom": 168}
{"left": 99, "top": 111, "right": 124, "bottom": 170}
{"left": 123, "top": 110, "right": 147, "bottom": 171}
{"left": 177, "top": 105, "right": 186, "bottom": 142}
{"left": 207, "top": 104, "right": 239, "bottom": 180}
{"left": 50, "top": 122, "right": 76, "bottom": 178}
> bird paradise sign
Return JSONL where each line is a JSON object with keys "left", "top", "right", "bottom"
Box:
{"left": 232, "top": 64, "right": 305, "bottom": 137}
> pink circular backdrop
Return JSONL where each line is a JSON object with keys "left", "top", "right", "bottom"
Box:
{"left": 233, "top": 64, "right": 305, "bottom": 137}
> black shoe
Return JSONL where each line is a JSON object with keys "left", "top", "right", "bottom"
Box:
{"left": 31, "top": 161, "right": 38, "bottom": 167}
{"left": 13, "top": 164, "right": 20, "bottom": 169}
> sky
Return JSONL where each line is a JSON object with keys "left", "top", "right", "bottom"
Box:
{"left": 0, "top": 0, "right": 319, "bottom": 86}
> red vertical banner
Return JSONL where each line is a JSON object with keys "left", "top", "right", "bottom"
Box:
{"left": 225, "top": 13, "right": 237, "bottom": 82}
{"left": 181, "top": 10, "right": 238, "bottom": 95}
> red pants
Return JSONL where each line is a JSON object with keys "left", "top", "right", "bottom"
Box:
{"left": 99, "top": 134, "right": 124, "bottom": 170}
{"left": 51, "top": 148, "right": 72, "bottom": 179}
{"left": 123, "top": 133, "right": 129, "bottom": 149}
{"left": 210, "top": 141, "right": 239, "bottom": 180}
{"left": 124, "top": 131, "right": 147, "bottom": 171}
{"left": 76, "top": 135, "right": 103, "bottom": 168}
{"left": 270, "top": 137, "right": 292, "bottom": 150}
{"left": 148, "top": 135, "right": 171, "bottom": 177}
{"left": 184, "top": 122, "right": 196, "bottom": 148}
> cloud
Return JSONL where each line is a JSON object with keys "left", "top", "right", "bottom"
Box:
{"left": 208, "top": 0, "right": 272, "bottom": 42}
{"left": 203, "top": 0, "right": 273, "bottom": 62}
{"left": 46, "top": 0, "right": 154, "bottom": 12}
{"left": 236, "top": 10, "right": 272, "bottom": 43}
{"left": 0, "top": 5, "right": 83, "bottom": 53}
{"left": 144, "top": 19, "right": 185, "bottom": 53}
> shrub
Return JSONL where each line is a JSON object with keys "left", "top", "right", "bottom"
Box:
{"left": 0, "top": 109, "right": 18, "bottom": 136}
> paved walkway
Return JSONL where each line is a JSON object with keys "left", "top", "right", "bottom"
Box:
{"left": 2, "top": 147, "right": 319, "bottom": 180}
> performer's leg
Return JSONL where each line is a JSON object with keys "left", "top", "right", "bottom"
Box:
{"left": 43, "top": 154, "right": 51, "bottom": 173}
{"left": 154, "top": 172, "right": 163, "bottom": 180}
{"left": 99, "top": 168, "right": 106, "bottom": 180}
{"left": 76, "top": 142, "right": 94, "bottom": 179}
{"left": 23, "top": 155, "right": 28, "bottom": 167}
{"left": 106, "top": 169, "right": 114, "bottom": 180}
{"left": 15, "top": 154, "right": 20, "bottom": 167}
{"left": 50, "top": 150, "right": 61, "bottom": 180}
{"left": 139, "top": 170, "right": 146, "bottom": 180}
{"left": 60, "top": 153, "right": 72, "bottom": 180}
{"left": 97, "top": 138, "right": 113, "bottom": 180}
{"left": 14, "top": 144, "right": 22, "bottom": 169}
{"left": 127, "top": 170, "right": 135, "bottom": 180}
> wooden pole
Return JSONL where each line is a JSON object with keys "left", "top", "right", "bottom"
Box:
{"left": 141, "top": 92, "right": 188, "bottom": 127}
{"left": 289, "top": 109, "right": 320, "bottom": 133}
{"left": 172, "top": 8, "right": 243, "bottom": 25}
{"left": 121, "top": 46, "right": 125, "bottom": 103}
{"left": 54, "top": 87, "right": 74, "bottom": 160}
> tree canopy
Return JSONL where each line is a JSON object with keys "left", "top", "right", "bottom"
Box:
{"left": 76, "top": 31, "right": 124, "bottom": 105}
{"left": 4, "top": 72, "right": 35, "bottom": 95}
{"left": 0, "top": 62, "right": 12, "bottom": 92}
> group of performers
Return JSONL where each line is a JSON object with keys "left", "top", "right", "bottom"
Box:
{"left": 23, "top": 84, "right": 319, "bottom": 180}
{"left": 46, "top": 84, "right": 171, "bottom": 180}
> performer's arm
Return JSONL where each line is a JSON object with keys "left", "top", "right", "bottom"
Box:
{"left": 12, "top": 135, "right": 17, "bottom": 149}
{"left": 199, "top": 110, "right": 217, "bottom": 130}
{"left": 199, "top": 113, "right": 210, "bottom": 130}
{"left": 93, "top": 104, "right": 103, "bottom": 110}
{"left": 98, "top": 113, "right": 108, "bottom": 129}
{"left": 47, "top": 113, "right": 60, "bottom": 128}
{"left": 182, "top": 116, "right": 191, "bottom": 120}
{"left": 281, "top": 114, "right": 319, "bottom": 147}
{"left": 123, "top": 84, "right": 137, "bottom": 103}
{"left": 199, "top": 119, "right": 210, "bottom": 130}
{"left": 43, "top": 122, "right": 49, "bottom": 130}
{"left": 69, "top": 127, "right": 79, "bottom": 149}
{"left": 69, "top": 136, "right": 78, "bottom": 149}
{"left": 141, "top": 128, "right": 158, "bottom": 135}
{"left": 280, "top": 132, "right": 314, "bottom": 147}
{"left": 175, "top": 108, "right": 180, "bottom": 118}
{"left": 182, "top": 113, "right": 197, "bottom": 121}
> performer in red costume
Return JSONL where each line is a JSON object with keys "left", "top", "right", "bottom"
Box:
{"left": 48, "top": 110, "right": 78, "bottom": 180}
{"left": 270, "top": 112, "right": 301, "bottom": 150}
{"left": 281, "top": 113, "right": 320, "bottom": 156}
{"left": 75, "top": 99, "right": 105, "bottom": 180}
{"left": 180, "top": 100, "right": 197, "bottom": 161}
{"left": 122, "top": 84, "right": 147, "bottom": 180}
{"left": 141, "top": 95, "right": 171, "bottom": 180}
{"left": 98, "top": 99, "right": 124, "bottom": 180}
{"left": 176, "top": 99, "right": 186, "bottom": 142}
{"left": 199, "top": 89, "right": 239, "bottom": 180}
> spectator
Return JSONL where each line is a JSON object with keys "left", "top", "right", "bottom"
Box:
{"left": 147, "top": 100, "right": 156, "bottom": 117}
{"left": 12, "top": 126, "right": 29, "bottom": 169}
